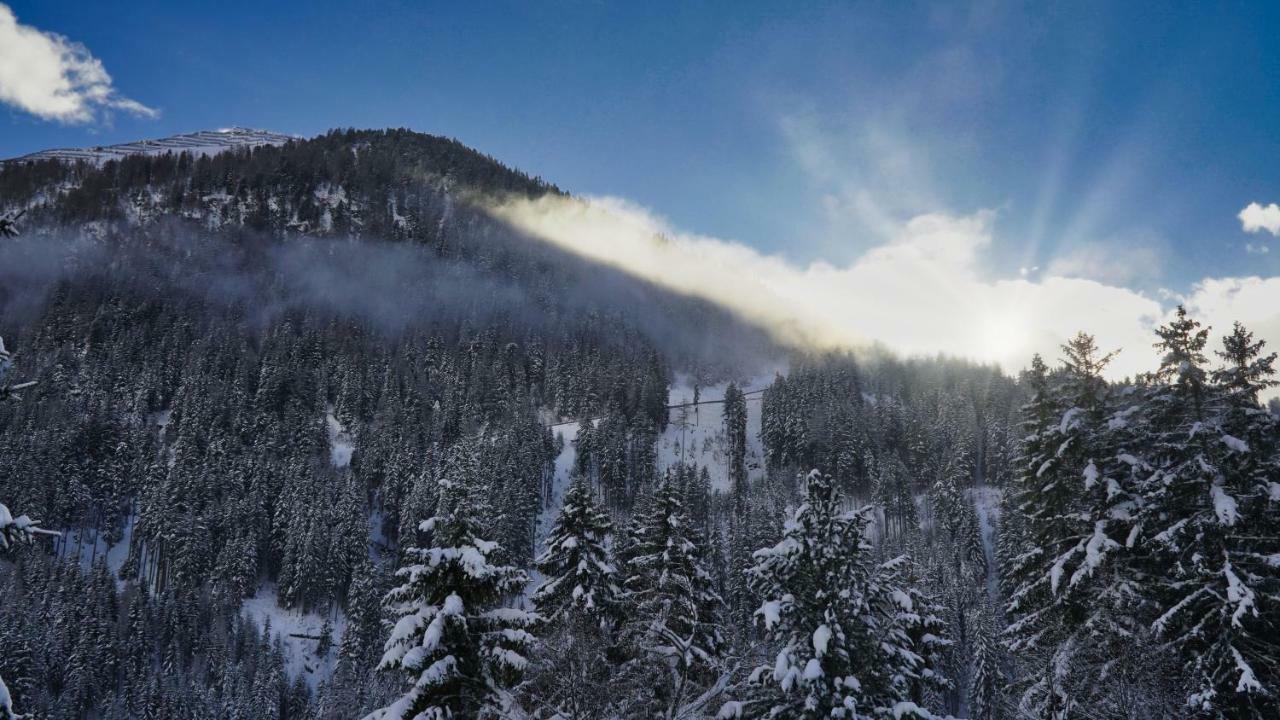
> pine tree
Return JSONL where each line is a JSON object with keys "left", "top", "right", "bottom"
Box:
{"left": 617, "top": 477, "right": 725, "bottom": 717}
{"left": 968, "top": 603, "right": 1003, "bottom": 720}
{"left": 532, "top": 476, "right": 619, "bottom": 622}
{"left": 1145, "top": 317, "right": 1280, "bottom": 715}
{"left": 735, "top": 469, "right": 944, "bottom": 719}
{"left": 1001, "top": 336, "right": 1140, "bottom": 717}
{"left": 724, "top": 382, "right": 749, "bottom": 505}
{"left": 364, "top": 470, "right": 535, "bottom": 720}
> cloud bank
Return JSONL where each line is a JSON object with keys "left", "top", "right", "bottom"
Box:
{"left": 0, "top": 3, "right": 156, "bottom": 124}
{"left": 1239, "top": 202, "right": 1280, "bottom": 237}
{"left": 489, "top": 195, "right": 1280, "bottom": 387}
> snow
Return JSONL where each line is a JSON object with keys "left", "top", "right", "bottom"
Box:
{"left": 1058, "top": 407, "right": 1082, "bottom": 434}
{"left": 656, "top": 377, "right": 771, "bottom": 493}
{"left": 758, "top": 599, "right": 783, "bottom": 629}
{"left": 1212, "top": 485, "right": 1240, "bottom": 526}
{"left": 325, "top": 408, "right": 355, "bottom": 468}
{"left": 1232, "top": 646, "right": 1262, "bottom": 693}
{"left": 1082, "top": 461, "right": 1099, "bottom": 489}
{"left": 1117, "top": 453, "right": 1142, "bottom": 467}
{"left": 970, "top": 485, "right": 1002, "bottom": 600}
{"left": 242, "top": 583, "right": 348, "bottom": 689}
{"left": 802, "top": 657, "right": 823, "bottom": 680}
{"left": 1221, "top": 435, "right": 1250, "bottom": 453}
{"left": 536, "top": 421, "right": 580, "bottom": 547}
{"left": 890, "top": 701, "right": 933, "bottom": 719}
{"left": 1223, "top": 559, "right": 1257, "bottom": 628}
{"left": 812, "top": 624, "right": 832, "bottom": 656}
{"left": 1069, "top": 521, "right": 1118, "bottom": 589}
{"left": 716, "top": 700, "right": 744, "bottom": 719}
{"left": 0, "top": 674, "right": 14, "bottom": 720}
{"left": 2, "top": 128, "right": 294, "bottom": 165}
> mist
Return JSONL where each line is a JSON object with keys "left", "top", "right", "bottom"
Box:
{"left": 0, "top": 215, "right": 785, "bottom": 377}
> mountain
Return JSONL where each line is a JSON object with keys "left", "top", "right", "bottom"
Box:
{"left": 2, "top": 128, "right": 1273, "bottom": 719}
{"left": 1, "top": 127, "right": 294, "bottom": 165}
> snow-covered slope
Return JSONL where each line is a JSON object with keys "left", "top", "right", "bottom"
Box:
{"left": 2, "top": 127, "right": 294, "bottom": 165}
{"left": 657, "top": 379, "right": 768, "bottom": 492}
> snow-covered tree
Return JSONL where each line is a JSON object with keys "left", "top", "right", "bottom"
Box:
{"left": 617, "top": 477, "right": 726, "bottom": 717}
{"left": 1001, "top": 334, "right": 1147, "bottom": 716}
{"left": 968, "top": 603, "right": 1003, "bottom": 720}
{"left": 0, "top": 336, "right": 56, "bottom": 720}
{"left": 1144, "top": 316, "right": 1280, "bottom": 715}
{"left": 1, "top": 500, "right": 56, "bottom": 720}
{"left": 532, "top": 476, "right": 619, "bottom": 622}
{"left": 0, "top": 209, "right": 22, "bottom": 239}
{"left": 734, "top": 469, "right": 945, "bottom": 719}
{"left": 724, "top": 382, "right": 749, "bottom": 504}
{"left": 524, "top": 476, "right": 621, "bottom": 718}
{"left": 364, "top": 470, "right": 536, "bottom": 720}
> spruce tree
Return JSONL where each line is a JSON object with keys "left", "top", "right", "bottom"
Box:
{"left": 617, "top": 477, "right": 725, "bottom": 717}
{"left": 736, "top": 469, "right": 943, "bottom": 719}
{"left": 1145, "top": 317, "right": 1280, "bottom": 715}
{"left": 724, "top": 382, "right": 749, "bottom": 505}
{"left": 968, "top": 603, "right": 1003, "bottom": 720}
{"left": 1001, "top": 337, "right": 1140, "bottom": 716}
{"left": 532, "top": 476, "right": 619, "bottom": 622}
{"left": 364, "top": 471, "right": 535, "bottom": 720}
{"left": 526, "top": 478, "right": 620, "bottom": 720}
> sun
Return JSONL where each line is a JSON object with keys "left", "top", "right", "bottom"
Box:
{"left": 978, "top": 309, "right": 1030, "bottom": 370}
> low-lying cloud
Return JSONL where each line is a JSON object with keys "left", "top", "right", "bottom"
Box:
{"left": 489, "top": 194, "right": 1280, "bottom": 387}
{"left": 0, "top": 3, "right": 157, "bottom": 124}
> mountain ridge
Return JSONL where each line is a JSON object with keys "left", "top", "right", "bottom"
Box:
{"left": 1, "top": 127, "right": 296, "bottom": 165}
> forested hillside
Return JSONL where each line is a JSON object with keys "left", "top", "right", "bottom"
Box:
{"left": 0, "top": 130, "right": 1277, "bottom": 719}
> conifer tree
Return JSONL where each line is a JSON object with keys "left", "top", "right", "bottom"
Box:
{"left": 364, "top": 470, "right": 535, "bottom": 720}
{"left": 968, "top": 603, "right": 1003, "bottom": 720}
{"left": 618, "top": 477, "right": 725, "bottom": 717}
{"left": 532, "top": 476, "right": 619, "bottom": 622}
{"left": 1001, "top": 337, "right": 1139, "bottom": 716}
{"left": 1145, "top": 316, "right": 1280, "bottom": 715}
{"left": 525, "top": 478, "right": 620, "bottom": 719}
{"left": 735, "top": 469, "right": 943, "bottom": 719}
{"left": 724, "top": 382, "right": 749, "bottom": 505}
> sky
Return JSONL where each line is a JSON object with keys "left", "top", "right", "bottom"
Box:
{"left": 2, "top": 1, "right": 1280, "bottom": 381}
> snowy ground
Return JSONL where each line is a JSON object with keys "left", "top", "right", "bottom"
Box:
{"left": 325, "top": 407, "right": 354, "bottom": 468}
{"left": 656, "top": 378, "right": 769, "bottom": 493}
{"left": 970, "top": 484, "right": 1003, "bottom": 601}
{"left": 57, "top": 513, "right": 133, "bottom": 585}
{"left": 535, "top": 420, "right": 581, "bottom": 546}
{"left": 242, "top": 583, "right": 348, "bottom": 689}
{"left": 533, "top": 376, "right": 771, "bottom": 545}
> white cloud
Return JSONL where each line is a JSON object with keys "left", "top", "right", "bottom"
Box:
{"left": 487, "top": 195, "right": 1201, "bottom": 382}
{"left": 1245, "top": 242, "right": 1270, "bottom": 255}
{"left": 0, "top": 3, "right": 156, "bottom": 124}
{"left": 1239, "top": 202, "right": 1280, "bottom": 236}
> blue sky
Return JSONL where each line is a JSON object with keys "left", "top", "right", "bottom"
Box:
{"left": 3, "top": 1, "right": 1279, "bottom": 291}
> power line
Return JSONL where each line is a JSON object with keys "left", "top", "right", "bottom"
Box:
{"left": 545, "top": 386, "right": 766, "bottom": 429}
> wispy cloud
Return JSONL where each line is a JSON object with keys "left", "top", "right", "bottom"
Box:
{"left": 0, "top": 3, "right": 156, "bottom": 124}
{"left": 1043, "top": 237, "right": 1165, "bottom": 286}
{"left": 1239, "top": 202, "right": 1280, "bottom": 236}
